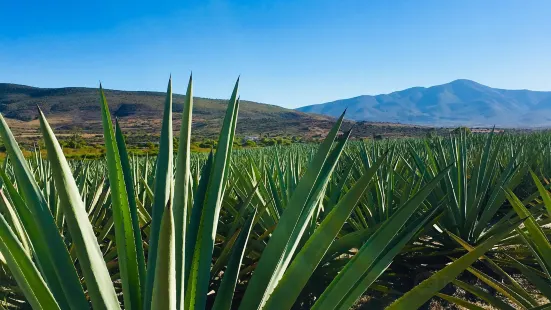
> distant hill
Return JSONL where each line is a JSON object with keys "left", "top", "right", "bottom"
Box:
{"left": 0, "top": 83, "right": 337, "bottom": 139}
{"left": 0, "top": 83, "right": 296, "bottom": 121}
{"left": 297, "top": 79, "right": 551, "bottom": 127}
{"left": 0, "top": 83, "right": 492, "bottom": 145}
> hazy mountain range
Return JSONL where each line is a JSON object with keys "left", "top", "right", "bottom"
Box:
{"left": 1, "top": 80, "right": 548, "bottom": 144}
{"left": 297, "top": 79, "right": 551, "bottom": 127}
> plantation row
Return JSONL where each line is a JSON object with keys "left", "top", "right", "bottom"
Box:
{"left": 0, "top": 76, "right": 550, "bottom": 309}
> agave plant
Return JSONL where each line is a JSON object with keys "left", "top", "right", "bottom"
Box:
{"left": 0, "top": 75, "right": 458, "bottom": 310}
{"left": 386, "top": 169, "right": 551, "bottom": 309}
{"left": 4, "top": 73, "right": 551, "bottom": 309}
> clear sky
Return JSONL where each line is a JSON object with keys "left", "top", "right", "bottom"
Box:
{"left": 1, "top": 0, "right": 550, "bottom": 108}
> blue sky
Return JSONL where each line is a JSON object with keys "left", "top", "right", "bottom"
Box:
{"left": 1, "top": 0, "right": 550, "bottom": 108}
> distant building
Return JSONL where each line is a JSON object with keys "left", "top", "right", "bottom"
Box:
{"left": 470, "top": 129, "right": 503, "bottom": 133}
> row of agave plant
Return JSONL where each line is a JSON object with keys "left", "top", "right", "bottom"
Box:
{"left": 0, "top": 75, "right": 549, "bottom": 309}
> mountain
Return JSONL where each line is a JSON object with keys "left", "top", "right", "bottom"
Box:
{"left": 0, "top": 83, "right": 310, "bottom": 121}
{"left": 0, "top": 83, "right": 336, "bottom": 139}
{"left": 0, "top": 82, "right": 489, "bottom": 145}
{"left": 297, "top": 79, "right": 551, "bottom": 127}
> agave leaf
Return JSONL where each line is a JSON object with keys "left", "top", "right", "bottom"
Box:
{"left": 38, "top": 108, "right": 121, "bottom": 309}
{"left": 0, "top": 113, "right": 87, "bottom": 309}
{"left": 212, "top": 183, "right": 259, "bottom": 278}
{"left": 240, "top": 110, "right": 347, "bottom": 310}
{"left": 447, "top": 231, "right": 537, "bottom": 305}
{"left": 505, "top": 189, "right": 551, "bottom": 275}
{"left": 312, "top": 165, "right": 452, "bottom": 310}
{"left": 467, "top": 266, "right": 535, "bottom": 308}
{"left": 530, "top": 170, "right": 551, "bottom": 217}
{"left": 264, "top": 129, "right": 352, "bottom": 302}
{"left": 115, "top": 119, "right": 147, "bottom": 294}
{"left": 152, "top": 200, "right": 176, "bottom": 310}
{"left": 145, "top": 76, "right": 175, "bottom": 309}
{"left": 264, "top": 151, "right": 387, "bottom": 310}
{"left": 184, "top": 151, "right": 213, "bottom": 287}
{"left": 507, "top": 255, "right": 551, "bottom": 300}
{"left": 173, "top": 74, "right": 193, "bottom": 310}
{"left": 186, "top": 78, "right": 239, "bottom": 310}
{"left": 99, "top": 85, "right": 142, "bottom": 309}
{"left": 474, "top": 150, "right": 524, "bottom": 239}
{"left": 266, "top": 164, "right": 284, "bottom": 216}
{"left": 0, "top": 171, "right": 39, "bottom": 254}
{"left": 212, "top": 209, "right": 257, "bottom": 310}
{"left": 327, "top": 161, "right": 354, "bottom": 211}
{"left": 336, "top": 204, "right": 445, "bottom": 310}
{"left": 453, "top": 279, "right": 516, "bottom": 310}
{"left": 322, "top": 227, "right": 378, "bottom": 263}
{"left": 0, "top": 190, "right": 30, "bottom": 254}
{"left": 435, "top": 293, "right": 485, "bottom": 310}
{"left": 0, "top": 212, "right": 60, "bottom": 310}
{"left": 386, "top": 218, "right": 522, "bottom": 310}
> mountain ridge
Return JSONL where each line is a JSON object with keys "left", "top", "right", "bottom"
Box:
{"left": 0, "top": 82, "right": 295, "bottom": 120}
{"left": 0, "top": 82, "right": 342, "bottom": 140}
{"left": 0, "top": 82, "right": 459, "bottom": 143}
{"left": 297, "top": 79, "right": 551, "bottom": 127}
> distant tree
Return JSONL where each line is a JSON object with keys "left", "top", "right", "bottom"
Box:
{"left": 199, "top": 139, "right": 217, "bottom": 149}
{"left": 66, "top": 132, "right": 86, "bottom": 148}
{"left": 244, "top": 140, "right": 257, "bottom": 147}
{"left": 260, "top": 137, "right": 276, "bottom": 146}
{"left": 452, "top": 126, "right": 472, "bottom": 135}
{"left": 426, "top": 129, "right": 438, "bottom": 139}
{"left": 276, "top": 137, "right": 292, "bottom": 145}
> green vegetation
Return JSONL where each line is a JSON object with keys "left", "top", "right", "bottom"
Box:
{"left": 452, "top": 126, "right": 472, "bottom": 135}
{"left": 0, "top": 76, "right": 550, "bottom": 310}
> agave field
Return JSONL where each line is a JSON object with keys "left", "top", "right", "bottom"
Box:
{"left": 0, "top": 76, "right": 550, "bottom": 310}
